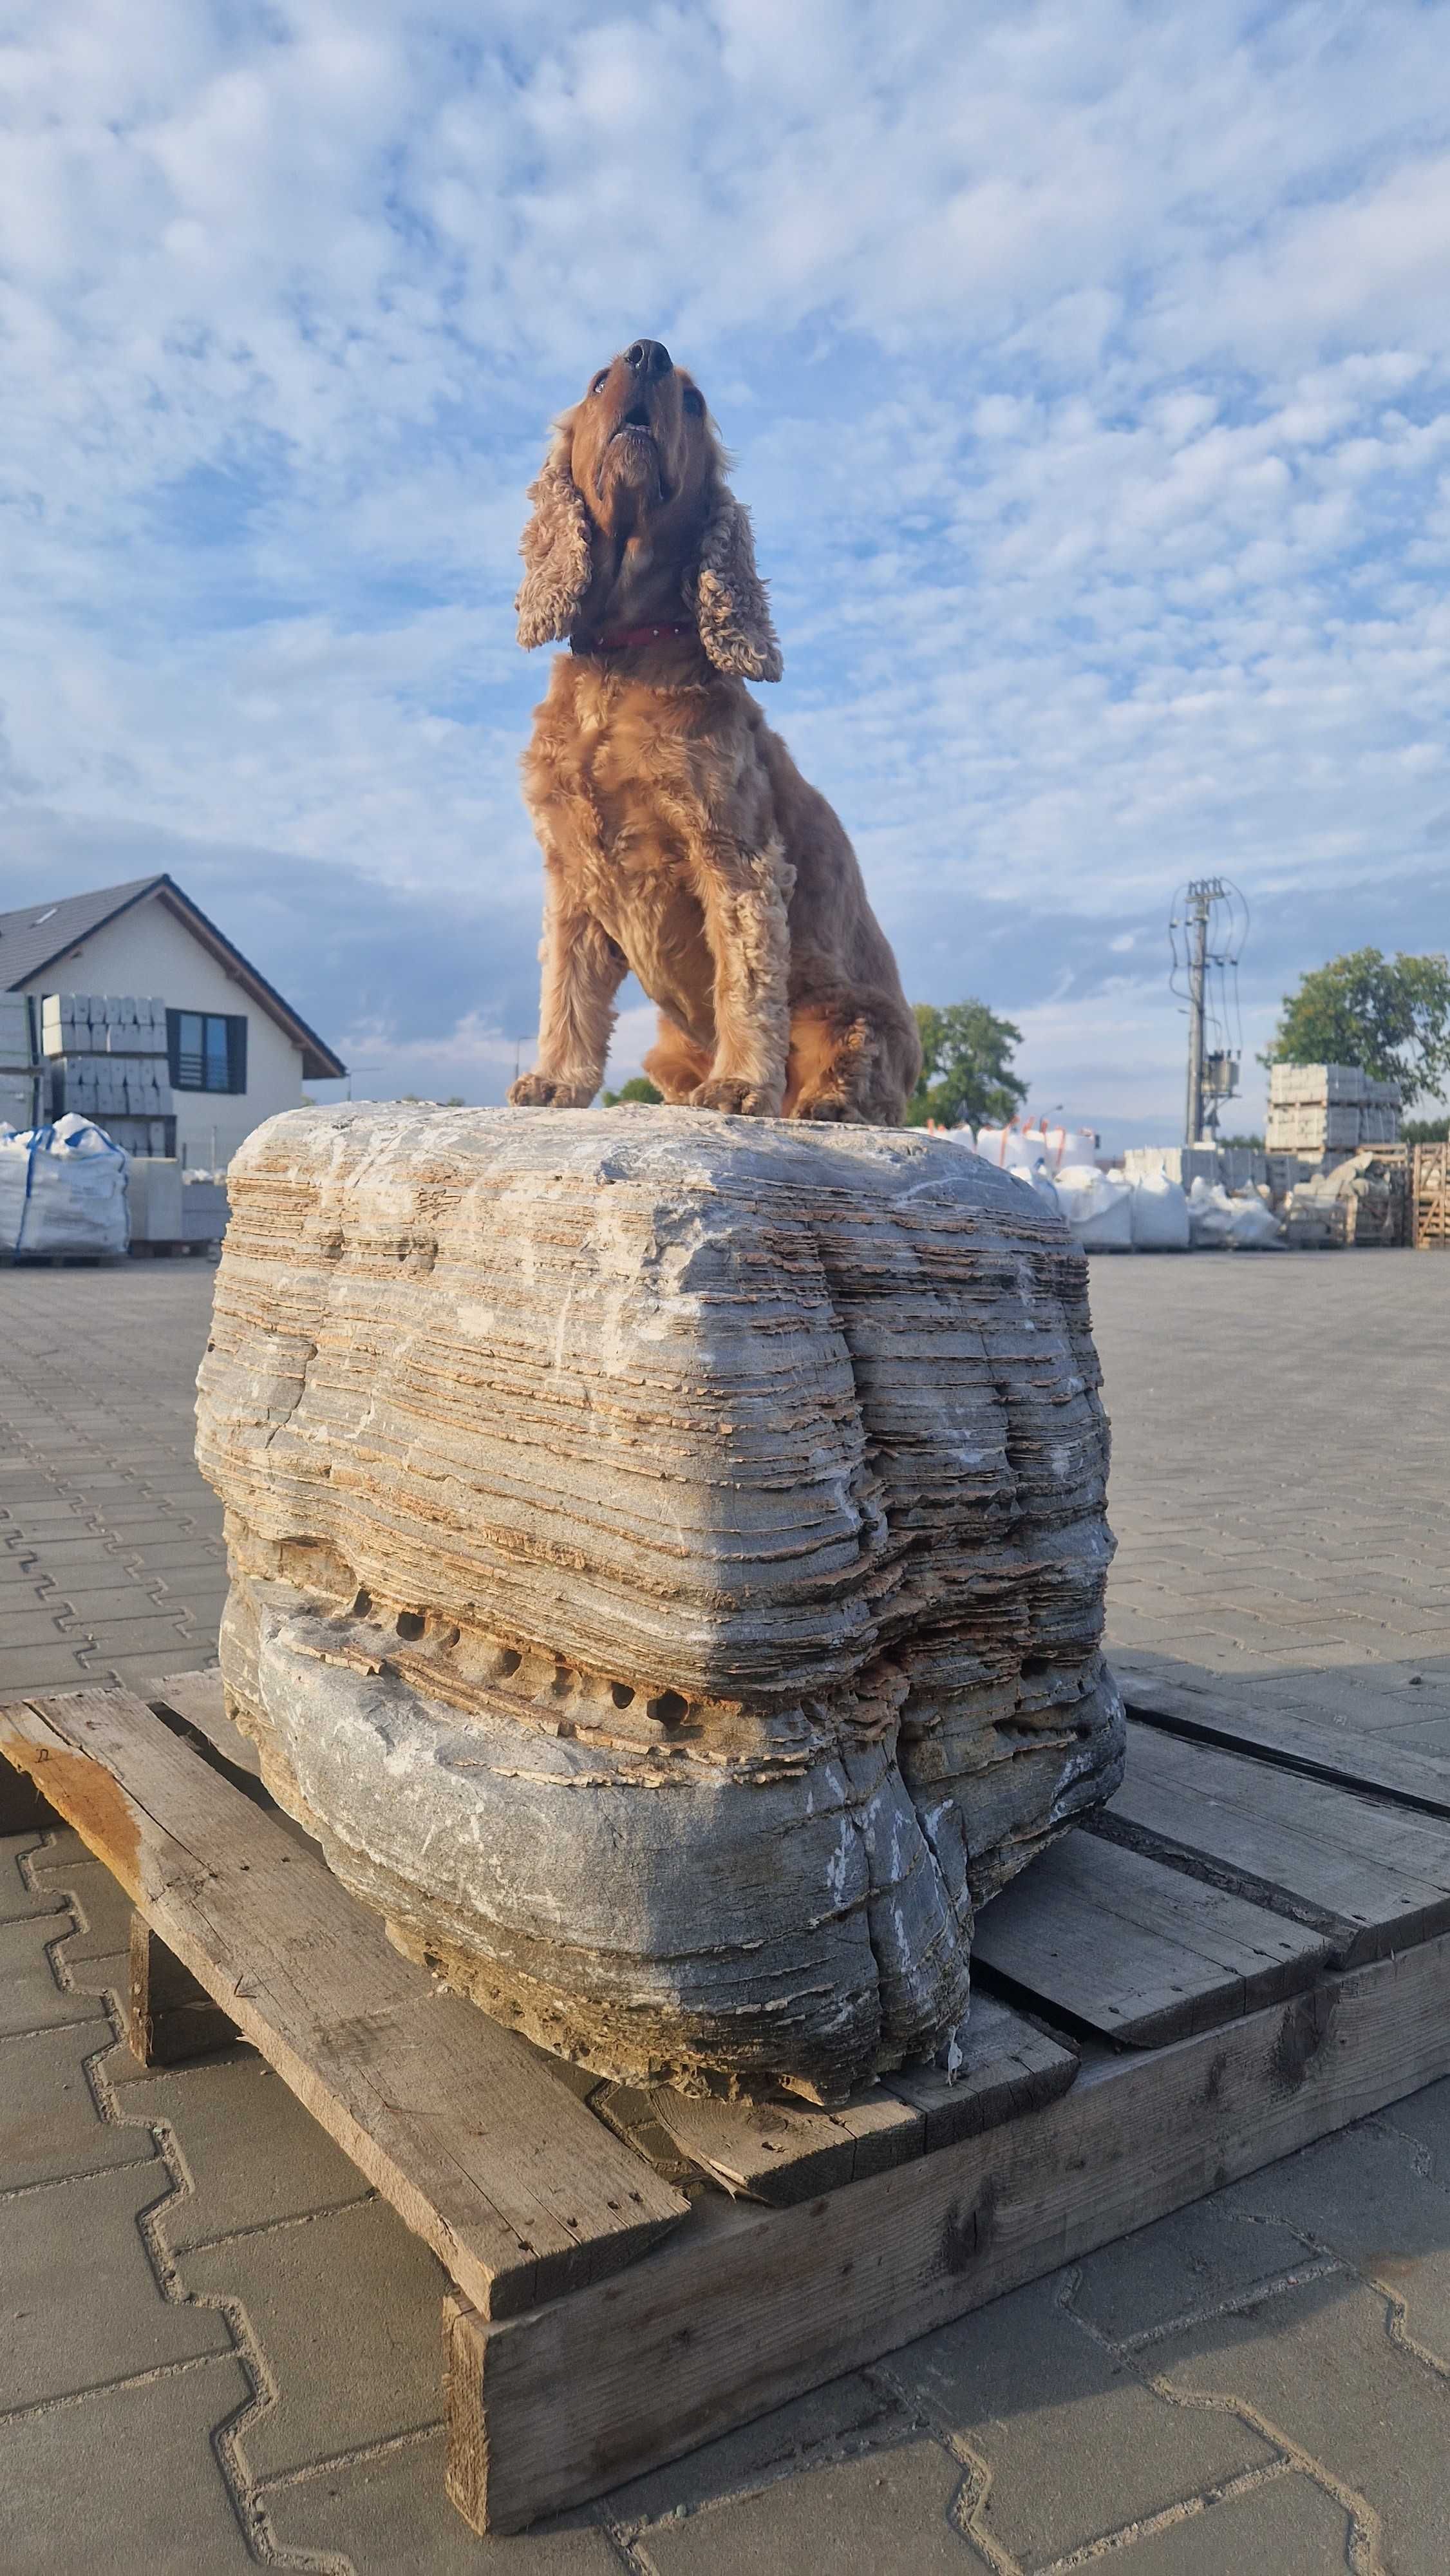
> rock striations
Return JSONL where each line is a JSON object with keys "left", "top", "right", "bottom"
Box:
{"left": 195, "top": 1105, "right": 1123, "bottom": 2104}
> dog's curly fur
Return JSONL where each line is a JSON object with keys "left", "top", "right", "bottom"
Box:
{"left": 509, "top": 342, "right": 921, "bottom": 1124}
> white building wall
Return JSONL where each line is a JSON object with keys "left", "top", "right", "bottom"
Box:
{"left": 17, "top": 890, "right": 310, "bottom": 1166}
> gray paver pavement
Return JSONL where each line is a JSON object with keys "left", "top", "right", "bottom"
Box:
{"left": 1, "top": 1253, "right": 1447, "bottom": 2570}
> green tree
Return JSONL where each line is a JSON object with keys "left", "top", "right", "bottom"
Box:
{"left": 906, "top": 1001, "right": 1028, "bottom": 1130}
{"left": 1263, "top": 949, "right": 1450, "bottom": 1108}
{"left": 1403, "top": 1115, "right": 1450, "bottom": 1144}
{"left": 601, "top": 1075, "right": 663, "bottom": 1106}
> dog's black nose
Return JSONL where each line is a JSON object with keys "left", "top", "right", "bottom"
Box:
{"left": 625, "top": 339, "right": 672, "bottom": 378}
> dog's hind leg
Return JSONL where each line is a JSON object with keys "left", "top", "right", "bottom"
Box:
{"left": 784, "top": 999, "right": 916, "bottom": 1126}
{"left": 642, "top": 1017, "right": 713, "bottom": 1104}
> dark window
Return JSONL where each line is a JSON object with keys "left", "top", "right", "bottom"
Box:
{"left": 167, "top": 1009, "right": 248, "bottom": 1094}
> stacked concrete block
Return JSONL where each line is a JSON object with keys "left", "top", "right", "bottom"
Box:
{"left": 1122, "top": 1145, "right": 1266, "bottom": 1191}
{"left": 196, "top": 1104, "right": 1125, "bottom": 2106}
{"left": 41, "top": 994, "right": 174, "bottom": 1158}
{"left": 0, "top": 993, "right": 39, "bottom": 1130}
{"left": 1265, "top": 1065, "right": 1400, "bottom": 1155}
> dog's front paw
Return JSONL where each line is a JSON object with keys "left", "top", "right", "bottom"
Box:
{"left": 508, "top": 1074, "right": 596, "bottom": 1108}
{"left": 689, "top": 1077, "right": 778, "bottom": 1117}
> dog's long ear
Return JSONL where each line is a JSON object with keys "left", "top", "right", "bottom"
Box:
{"left": 515, "top": 422, "right": 593, "bottom": 649}
{"left": 690, "top": 491, "right": 784, "bottom": 682}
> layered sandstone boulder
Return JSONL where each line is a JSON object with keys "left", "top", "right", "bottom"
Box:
{"left": 195, "top": 1104, "right": 1122, "bottom": 2103}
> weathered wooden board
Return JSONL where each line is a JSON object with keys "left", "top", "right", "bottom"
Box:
{"left": 446, "top": 1927, "right": 1450, "bottom": 2532}
{"left": 650, "top": 2075, "right": 921, "bottom": 2204}
{"left": 147, "top": 1666, "right": 263, "bottom": 1783}
{"left": 1106, "top": 1725, "right": 1450, "bottom": 1966}
{"left": 128, "top": 1915, "right": 238, "bottom": 2066}
{"left": 882, "top": 1992, "right": 1079, "bottom": 2147}
{"left": 970, "top": 1828, "right": 1329, "bottom": 2044}
{"left": 1118, "top": 1669, "right": 1450, "bottom": 1820}
{"left": 0, "top": 1690, "right": 688, "bottom": 2315}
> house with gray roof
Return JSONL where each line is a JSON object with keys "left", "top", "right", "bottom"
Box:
{"left": 0, "top": 873, "right": 345, "bottom": 1166}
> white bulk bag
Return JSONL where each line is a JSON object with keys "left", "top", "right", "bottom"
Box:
{"left": 0, "top": 1114, "right": 129, "bottom": 1258}
{"left": 1130, "top": 1168, "right": 1191, "bottom": 1250}
{"left": 1055, "top": 1163, "right": 1133, "bottom": 1249}
{"left": 1225, "top": 1191, "right": 1280, "bottom": 1249}
{"left": 1186, "top": 1179, "right": 1281, "bottom": 1251}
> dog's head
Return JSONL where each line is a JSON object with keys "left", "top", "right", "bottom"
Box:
{"left": 515, "top": 339, "right": 783, "bottom": 682}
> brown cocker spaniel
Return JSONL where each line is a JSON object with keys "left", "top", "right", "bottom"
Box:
{"left": 507, "top": 338, "right": 921, "bottom": 1123}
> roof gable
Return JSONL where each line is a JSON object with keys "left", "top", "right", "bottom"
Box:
{"left": 0, "top": 873, "right": 346, "bottom": 1081}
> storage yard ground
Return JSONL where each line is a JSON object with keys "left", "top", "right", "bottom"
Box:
{"left": 2, "top": 1256, "right": 1449, "bottom": 2571}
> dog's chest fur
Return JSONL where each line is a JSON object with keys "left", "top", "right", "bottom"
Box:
{"left": 524, "top": 662, "right": 773, "bottom": 1040}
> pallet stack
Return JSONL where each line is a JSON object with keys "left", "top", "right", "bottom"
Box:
{"left": 1413, "top": 1141, "right": 1450, "bottom": 1249}
{"left": 0, "top": 994, "right": 39, "bottom": 1131}
{"left": 41, "top": 993, "right": 176, "bottom": 1157}
{"left": 1266, "top": 1063, "right": 1401, "bottom": 1153}
{"left": 1283, "top": 1149, "right": 1406, "bottom": 1249}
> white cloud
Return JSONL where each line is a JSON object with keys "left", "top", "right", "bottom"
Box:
{"left": 2, "top": 1, "right": 1449, "bottom": 1126}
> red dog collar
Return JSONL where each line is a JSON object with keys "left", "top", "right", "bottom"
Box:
{"left": 573, "top": 620, "right": 698, "bottom": 654}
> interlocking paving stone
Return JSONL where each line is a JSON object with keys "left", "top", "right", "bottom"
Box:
{"left": 639, "top": 2438, "right": 970, "bottom": 2574}
{"left": 179, "top": 2197, "right": 449, "bottom": 2482}
{"left": 0, "top": 2355, "right": 257, "bottom": 2576}
{"left": 0, "top": 2019, "right": 155, "bottom": 2189}
{"left": 598, "top": 2372, "right": 916, "bottom": 2530}
{"left": 270, "top": 2434, "right": 622, "bottom": 2573}
{"left": 1, "top": 2155, "right": 234, "bottom": 2409}
{"left": 885, "top": 2277, "right": 1277, "bottom": 2568}
{"left": 105, "top": 2047, "right": 376, "bottom": 2253}
{"left": 1147, "top": 2275, "right": 1450, "bottom": 2576}
{"left": 0, "top": 1911, "right": 107, "bottom": 2036}
{"left": 1106, "top": 2468, "right": 1357, "bottom": 2574}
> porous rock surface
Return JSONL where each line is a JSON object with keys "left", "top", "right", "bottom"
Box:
{"left": 195, "top": 1104, "right": 1123, "bottom": 2103}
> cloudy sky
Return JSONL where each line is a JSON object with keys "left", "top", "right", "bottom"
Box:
{"left": 3, "top": 1, "right": 1449, "bottom": 1142}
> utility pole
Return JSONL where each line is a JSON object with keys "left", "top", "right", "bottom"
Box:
{"left": 1182, "top": 878, "right": 1220, "bottom": 1145}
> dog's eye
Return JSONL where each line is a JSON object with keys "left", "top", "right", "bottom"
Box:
{"left": 683, "top": 387, "right": 704, "bottom": 418}
{"left": 590, "top": 370, "right": 608, "bottom": 396}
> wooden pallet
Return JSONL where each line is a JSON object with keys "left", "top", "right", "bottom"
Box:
{"left": 1413, "top": 1142, "right": 1450, "bottom": 1247}
{"left": 4, "top": 1669, "right": 1450, "bottom": 2535}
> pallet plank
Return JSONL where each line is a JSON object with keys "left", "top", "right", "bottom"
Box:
{"left": 650, "top": 2076, "right": 922, "bottom": 2205}
{"left": 147, "top": 1666, "right": 263, "bottom": 1783}
{"left": 1107, "top": 1725, "right": 1450, "bottom": 1965}
{"left": 0, "top": 1690, "right": 687, "bottom": 2315}
{"left": 446, "top": 1928, "right": 1450, "bottom": 2532}
{"left": 1118, "top": 1670, "right": 1450, "bottom": 1820}
{"left": 882, "top": 1992, "right": 1079, "bottom": 2146}
{"left": 635, "top": 1996, "right": 1078, "bottom": 2203}
{"left": 970, "top": 1828, "right": 1328, "bottom": 2043}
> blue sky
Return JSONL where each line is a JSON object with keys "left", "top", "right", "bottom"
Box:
{"left": 3, "top": 1, "right": 1449, "bottom": 1143}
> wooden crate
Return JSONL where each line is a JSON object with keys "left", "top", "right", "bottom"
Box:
{"left": 1413, "top": 1141, "right": 1450, "bottom": 1248}
{"left": 5, "top": 1671, "right": 1450, "bottom": 2537}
